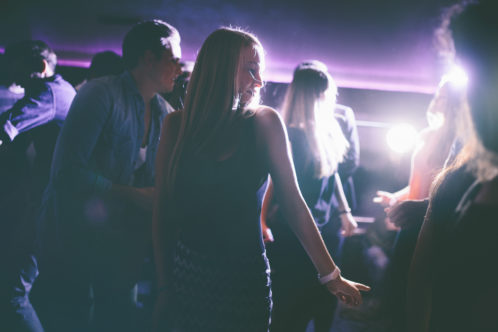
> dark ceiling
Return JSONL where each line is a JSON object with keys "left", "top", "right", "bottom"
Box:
{"left": 1, "top": 0, "right": 459, "bottom": 92}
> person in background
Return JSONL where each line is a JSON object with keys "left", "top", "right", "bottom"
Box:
{"left": 0, "top": 40, "right": 76, "bottom": 332}
{"left": 407, "top": 1, "right": 498, "bottom": 331}
{"left": 262, "top": 61, "right": 359, "bottom": 332}
{"left": 0, "top": 53, "right": 24, "bottom": 115}
{"left": 162, "top": 60, "right": 193, "bottom": 111}
{"left": 75, "top": 50, "right": 125, "bottom": 90}
{"left": 371, "top": 62, "right": 466, "bottom": 330}
{"left": 34, "top": 20, "right": 180, "bottom": 332}
{"left": 374, "top": 75, "right": 463, "bottom": 208}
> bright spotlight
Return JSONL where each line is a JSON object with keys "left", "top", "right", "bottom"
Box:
{"left": 445, "top": 65, "right": 468, "bottom": 88}
{"left": 386, "top": 123, "right": 418, "bottom": 153}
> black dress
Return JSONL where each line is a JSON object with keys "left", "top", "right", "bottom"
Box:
{"left": 166, "top": 116, "right": 271, "bottom": 332}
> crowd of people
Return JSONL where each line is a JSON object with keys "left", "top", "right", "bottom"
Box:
{"left": 0, "top": 0, "right": 497, "bottom": 331}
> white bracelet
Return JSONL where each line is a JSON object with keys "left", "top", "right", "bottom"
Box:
{"left": 319, "top": 267, "right": 341, "bottom": 285}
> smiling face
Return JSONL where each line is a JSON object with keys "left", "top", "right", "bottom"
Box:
{"left": 237, "top": 44, "right": 264, "bottom": 107}
{"left": 149, "top": 42, "right": 182, "bottom": 94}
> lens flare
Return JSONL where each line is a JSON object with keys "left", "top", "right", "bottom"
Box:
{"left": 386, "top": 123, "right": 418, "bottom": 153}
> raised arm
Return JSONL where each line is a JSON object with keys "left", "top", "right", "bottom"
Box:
{"left": 0, "top": 82, "right": 61, "bottom": 144}
{"left": 254, "top": 107, "right": 369, "bottom": 305}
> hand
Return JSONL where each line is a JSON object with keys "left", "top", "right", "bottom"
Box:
{"left": 373, "top": 190, "right": 397, "bottom": 207}
{"left": 326, "top": 275, "right": 371, "bottom": 306}
{"left": 386, "top": 199, "right": 428, "bottom": 229}
{"left": 339, "top": 212, "right": 357, "bottom": 237}
{"left": 262, "top": 225, "right": 274, "bottom": 243}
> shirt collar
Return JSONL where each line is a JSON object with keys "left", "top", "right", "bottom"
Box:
{"left": 121, "top": 70, "right": 168, "bottom": 119}
{"left": 121, "top": 70, "right": 143, "bottom": 100}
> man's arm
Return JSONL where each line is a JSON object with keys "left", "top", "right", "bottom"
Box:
{"left": 51, "top": 80, "right": 114, "bottom": 195}
{"left": 0, "top": 81, "right": 56, "bottom": 144}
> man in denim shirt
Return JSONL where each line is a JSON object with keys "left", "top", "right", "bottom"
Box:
{"left": 35, "top": 20, "right": 181, "bottom": 332}
{"left": 0, "top": 41, "right": 76, "bottom": 332}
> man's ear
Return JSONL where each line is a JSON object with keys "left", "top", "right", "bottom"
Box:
{"left": 33, "top": 58, "right": 47, "bottom": 75}
{"left": 141, "top": 50, "right": 156, "bottom": 66}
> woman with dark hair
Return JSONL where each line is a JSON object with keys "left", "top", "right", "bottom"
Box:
{"left": 406, "top": 1, "right": 498, "bottom": 331}
{"left": 152, "top": 28, "right": 369, "bottom": 331}
{"left": 261, "top": 61, "right": 358, "bottom": 332}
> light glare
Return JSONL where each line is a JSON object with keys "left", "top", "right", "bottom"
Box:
{"left": 386, "top": 123, "right": 418, "bottom": 153}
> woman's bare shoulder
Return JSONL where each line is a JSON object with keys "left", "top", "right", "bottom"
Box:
{"left": 252, "top": 105, "right": 284, "bottom": 129}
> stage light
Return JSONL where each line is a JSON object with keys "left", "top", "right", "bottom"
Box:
{"left": 445, "top": 65, "right": 468, "bottom": 88}
{"left": 386, "top": 123, "right": 418, "bottom": 153}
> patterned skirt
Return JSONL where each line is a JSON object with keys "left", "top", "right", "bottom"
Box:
{"left": 166, "top": 240, "right": 272, "bottom": 332}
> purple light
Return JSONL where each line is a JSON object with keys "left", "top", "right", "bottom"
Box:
{"left": 58, "top": 58, "right": 91, "bottom": 68}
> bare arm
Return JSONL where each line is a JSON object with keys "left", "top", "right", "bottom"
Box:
{"left": 254, "top": 107, "right": 369, "bottom": 304}
{"left": 373, "top": 186, "right": 410, "bottom": 207}
{"left": 260, "top": 177, "right": 275, "bottom": 243}
{"left": 334, "top": 172, "right": 358, "bottom": 236}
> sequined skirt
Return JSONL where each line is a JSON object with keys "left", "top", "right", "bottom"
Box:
{"left": 166, "top": 240, "right": 272, "bottom": 332}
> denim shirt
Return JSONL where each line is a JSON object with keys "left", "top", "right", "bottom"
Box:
{"left": 49, "top": 71, "right": 173, "bottom": 194}
{"left": 1, "top": 75, "right": 75, "bottom": 197}
{"left": 38, "top": 71, "right": 174, "bottom": 265}
{"left": 0, "top": 75, "right": 75, "bottom": 143}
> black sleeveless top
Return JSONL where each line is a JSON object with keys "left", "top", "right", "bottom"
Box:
{"left": 172, "top": 116, "right": 268, "bottom": 257}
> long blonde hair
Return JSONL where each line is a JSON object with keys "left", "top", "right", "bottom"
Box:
{"left": 165, "top": 27, "right": 263, "bottom": 195}
{"left": 281, "top": 61, "right": 348, "bottom": 178}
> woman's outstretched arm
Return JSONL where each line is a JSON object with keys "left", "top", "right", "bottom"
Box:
{"left": 254, "top": 106, "right": 370, "bottom": 305}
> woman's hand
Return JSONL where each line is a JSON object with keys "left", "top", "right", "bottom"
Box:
{"left": 373, "top": 190, "right": 397, "bottom": 207}
{"left": 339, "top": 212, "right": 358, "bottom": 237}
{"left": 326, "top": 276, "right": 371, "bottom": 306}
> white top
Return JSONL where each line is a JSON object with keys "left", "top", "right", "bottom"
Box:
{"left": 134, "top": 146, "right": 148, "bottom": 171}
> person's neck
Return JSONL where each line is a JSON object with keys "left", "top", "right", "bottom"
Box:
{"left": 130, "top": 68, "right": 155, "bottom": 104}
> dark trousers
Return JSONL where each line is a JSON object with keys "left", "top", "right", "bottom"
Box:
{"left": 1, "top": 254, "right": 44, "bottom": 332}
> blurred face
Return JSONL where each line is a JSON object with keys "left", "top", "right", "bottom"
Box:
{"left": 237, "top": 45, "right": 264, "bottom": 107}
{"left": 149, "top": 42, "right": 182, "bottom": 94}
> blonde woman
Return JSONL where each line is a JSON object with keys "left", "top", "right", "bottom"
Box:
{"left": 152, "top": 29, "right": 369, "bottom": 331}
{"left": 374, "top": 76, "right": 463, "bottom": 209}
{"left": 261, "top": 61, "right": 358, "bottom": 332}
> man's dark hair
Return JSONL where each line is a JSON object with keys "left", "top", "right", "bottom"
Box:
{"left": 122, "top": 19, "right": 180, "bottom": 69}
{"left": 89, "top": 51, "right": 124, "bottom": 79}
{"left": 4, "top": 40, "right": 57, "bottom": 76}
